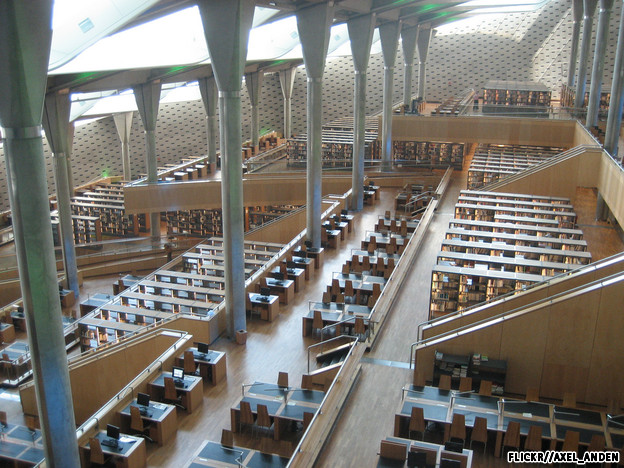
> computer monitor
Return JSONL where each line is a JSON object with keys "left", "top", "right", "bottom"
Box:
{"left": 197, "top": 342, "right": 209, "bottom": 354}
{"left": 304, "top": 240, "right": 312, "bottom": 248}
{"left": 274, "top": 272, "right": 284, "bottom": 281}
{"left": 106, "top": 424, "right": 120, "bottom": 441}
{"left": 137, "top": 392, "right": 150, "bottom": 407}
{"left": 444, "top": 440, "right": 464, "bottom": 453}
{"left": 341, "top": 209, "right": 348, "bottom": 216}
{"left": 260, "top": 287, "right": 271, "bottom": 297}
{"left": 172, "top": 366, "right": 184, "bottom": 380}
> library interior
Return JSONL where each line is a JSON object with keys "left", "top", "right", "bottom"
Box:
{"left": 2, "top": 0, "right": 624, "bottom": 467}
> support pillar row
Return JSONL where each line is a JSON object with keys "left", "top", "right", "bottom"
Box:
{"left": 574, "top": 0, "right": 599, "bottom": 109}
{"left": 198, "top": 76, "right": 219, "bottom": 171}
{"left": 0, "top": 2, "right": 80, "bottom": 466}
{"left": 380, "top": 21, "right": 401, "bottom": 173}
{"left": 604, "top": 0, "right": 624, "bottom": 158}
{"left": 113, "top": 112, "right": 133, "bottom": 181}
{"left": 198, "top": 0, "right": 255, "bottom": 338}
{"left": 568, "top": 0, "right": 584, "bottom": 88}
{"left": 296, "top": 2, "right": 335, "bottom": 249}
{"left": 133, "top": 81, "right": 162, "bottom": 238}
{"left": 245, "top": 71, "right": 263, "bottom": 150}
{"left": 417, "top": 25, "right": 433, "bottom": 101}
{"left": 279, "top": 68, "right": 297, "bottom": 139}
{"left": 586, "top": 0, "right": 614, "bottom": 128}
{"left": 401, "top": 26, "right": 419, "bottom": 109}
{"left": 348, "top": 13, "right": 376, "bottom": 211}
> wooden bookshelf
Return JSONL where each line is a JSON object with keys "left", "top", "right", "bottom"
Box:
{"left": 392, "top": 141, "right": 465, "bottom": 169}
{"left": 482, "top": 80, "right": 551, "bottom": 115}
{"left": 287, "top": 130, "right": 381, "bottom": 168}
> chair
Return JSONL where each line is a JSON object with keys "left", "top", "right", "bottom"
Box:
{"left": 312, "top": 311, "right": 323, "bottom": 336}
{"left": 303, "top": 411, "right": 314, "bottom": 431}
{"left": 440, "top": 459, "right": 461, "bottom": 468}
{"left": 277, "top": 371, "right": 288, "bottom": 389}
{"left": 301, "top": 374, "right": 313, "bottom": 390}
{"left": 469, "top": 416, "right": 488, "bottom": 452}
{"left": 0, "top": 411, "right": 7, "bottom": 440}
{"left": 561, "top": 430, "right": 579, "bottom": 453}
{"left": 413, "top": 370, "right": 426, "bottom": 387}
{"left": 341, "top": 263, "right": 350, "bottom": 274}
{"left": 562, "top": 392, "right": 576, "bottom": 408}
{"left": 322, "top": 291, "right": 332, "bottom": 303}
{"left": 478, "top": 380, "right": 492, "bottom": 396}
{"left": 447, "top": 413, "right": 466, "bottom": 446}
{"left": 164, "top": 377, "right": 185, "bottom": 410}
{"left": 353, "top": 317, "right": 366, "bottom": 341}
{"left": 525, "top": 387, "right": 539, "bottom": 402}
{"left": 25, "top": 415, "right": 38, "bottom": 445}
{"left": 379, "top": 440, "right": 407, "bottom": 462}
{"left": 408, "top": 406, "right": 425, "bottom": 440}
{"left": 89, "top": 437, "right": 111, "bottom": 466}
{"left": 344, "top": 280, "right": 355, "bottom": 299}
{"left": 458, "top": 377, "right": 472, "bottom": 393}
{"left": 256, "top": 404, "right": 273, "bottom": 438}
{"left": 524, "top": 425, "right": 542, "bottom": 451}
{"left": 407, "top": 450, "right": 427, "bottom": 468}
{"left": 438, "top": 374, "right": 452, "bottom": 391}
{"left": 221, "top": 428, "right": 234, "bottom": 448}
{"left": 130, "top": 406, "right": 153, "bottom": 443}
{"left": 183, "top": 350, "right": 198, "bottom": 376}
{"left": 502, "top": 421, "right": 521, "bottom": 455}
{"left": 239, "top": 400, "right": 255, "bottom": 434}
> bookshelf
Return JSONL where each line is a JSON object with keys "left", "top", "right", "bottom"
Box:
{"left": 433, "top": 351, "right": 470, "bottom": 385}
{"left": 392, "top": 141, "right": 465, "bottom": 169}
{"left": 482, "top": 80, "right": 551, "bottom": 115}
{"left": 287, "top": 130, "right": 381, "bottom": 168}
{"left": 433, "top": 351, "right": 507, "bottom": 394}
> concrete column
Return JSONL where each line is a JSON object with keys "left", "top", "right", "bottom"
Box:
{"left": 279, "top": 67, "right": 297, "bottom": 138}
{"left": 198, "top": 0, "right": 255, "bottom": 338}
{"left": 417, "top": 25, "right": 433, "bottom": 101}
{"left": 296, "top": 3, "right": 335, "bottom": 249}
{"left": 574, "top": 0, "right": 599, "bottom": 109}
{"left": 401, "top": 26, "right": 419, "bottom": 108}
{"left": 379, "top": 21, "right": 401, "bottom": 172}
{"left": 66, "top": 123, "right": 75, "bottom": 195}
{"left": 604, "top": 1, "right": 624, "bottom": 157}
{"left": 348, "top": 13, "right": 376, "bottom": 211}
{"left": 198, "top": 76, "right": 219, "bottom": 170}
{"left": 113, "top": 112, "right": 133, "bottom": 181}
{"left": 245, "top": 71, "right": 263, "bottom": 150}
{"left": 0, "top": 2, "right": 80, "bottom": 467}
{"left": 42, "top": 91, "right": 80, "bottom": 298}
{"left": 586, "top": 0, "right": 614, "bottom": 127}
{"left": 568, "top": 0, "right": 584, "bottom": 88}
{"left": 133, "top": 81, "right": 162, "bottom": 237}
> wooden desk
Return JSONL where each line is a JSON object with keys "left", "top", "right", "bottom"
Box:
{"left": 0, "top": 322, "right": 15, "bottom": 343}
{"left": 340, "top": 213, "right": 355, "bottom": 232}
{"left": 384, "top": 436, "right": 473, "bottom": 468}
{"left": 174, "top": 348, "right": 227, "bottom": 385}
{"left": 60, "top": 289, "right": 75, "bottom": 308}
{"left": 271, "top": 266, "right": 305, "bottom": 292}
{"left": 119, "top": 400, "right": 177, "bottom": 446}
{"left": 323, "top": 229, "right": 341, "bottom": 249}
{"left": 148, "top": 372, "right": 203, "bottom": 413}
{"left": 79, "top": 431, "right": 146, "bottom": 468}
{"left": 264, "top": 277, "right": 295, "bottom": 304}
{"left": 294, "top": 247, "right": 325, "bottom": 269}
{"left": 185, "top": 440, "right": 289, "bottom": 468}
{"left": 79, "top": 293, "right": 113, "bottom": 317}
{"left": 9, "top": 311, "right": 26, "bottom": 332}
{"left": 290, "top": 256, "right": 314, "bottom": 280}
{"left": 0, "top": 423, "right": 44, "bottom": 467}
{"left": 302, "top": 302, "right": 373, "bottom": 337}
{"left": 246, "top": 293, "right": 279, "bottom": 321}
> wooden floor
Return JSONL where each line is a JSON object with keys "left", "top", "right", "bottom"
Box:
{"left": 1, "top": 160, "right": 623, "bottom": 467}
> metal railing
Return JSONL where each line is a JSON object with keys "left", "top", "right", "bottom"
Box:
{"left": 319, "top": 316, "right": 376, "bottom": 343}
{"left": 306, "top": 335, "right": 357, "bottom": 374}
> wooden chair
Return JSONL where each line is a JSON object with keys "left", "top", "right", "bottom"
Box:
{"left": 458, "top": 377, "right": 472, "bottom": 393}
{"left": 524, "top": 425, "right": 542, "bottom": 451}
{"left": 478, "top": 380, "right": 492, "bottom": 396}
{"left": 525, "top": 387, "right": 539, "bottom": 402}
{"left": 321, "top": 292, "right": 331, "bottom": 303}
{"left": 183, "top": 350, "right": 198, "bottom": 376}
{"left": 502, "top": 421, "right": 521, "bottom": 455}
{"left": 408, "top": 406, "right": 425, "bottom": 440}
{"left": 24, "top": 415, "right": 38, "bottom": 444}
{"left": 344, "top": 280, "right": 355, "bottom": 299}
{"left": 413, "top": 369, "right": 426, "bottom": 387}
{"left": 221, "top": 428, "right": 234, "bottom": 448}
{"left": 130, "top": 405, "right": 153, "bottom": 443}
{"left": 341, "top": 263, "right": 350, "bottom": 274}
{"left": 447, "top": 413, "right": 466, "bottom": 446}
{"left": 239, "top": 400, "right": 255, "bottom": 434}
{"left": 303, "top": 411, "right": 314, "bottom": 432}
{"left": 89, "top": 437, "right": 110, "bottom": 466}
{"left": 561, "top": 430, "right": 580, "bottom": 453}
{"left": 379, "top": 440, "right": 408, "bottom": 461}
{"left": 312, "top": 311, "right": 323, "bottom": 336}
{"left": 469, "top": 416, "right": 488, "bottom": 452}
{"left": 562, "top": 392, "right": 576, "bottom": 408}
{"left": 438, "top": 374, "right": 452, "bottom": 391}
{"left": 277, "top": 372, "right": 288, "bottom": 389}
{"left": 164, "top": 377, "right": 185, "bottom": 410}
{"left": 361, "top": 256, "right": 371, "bottom": 273}
{"left": 256, "top": 404, "right": 273, "bottom": 438}
{"left": 301, "top": 374, "right": 313, "bottom": 390}
{"left": 335, "top": 293, "right": 345, "bottom": 304}
{"left": 354, "top": 317, "right": 366, "bottom": 341}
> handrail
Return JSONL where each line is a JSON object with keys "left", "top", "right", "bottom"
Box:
{"left": 410, "top": 269, "right": 624, "bottom": 368}
{"left": 306, "top": 335, "right": 357, "bottom": 374}
{"left": 319, "top": 317, "right": 376, "bottom": 343}
{"left": 402, "top": 191, "right": 436, "bottom": 212}
{"left": 416, "top": 251, "right": 624, "bottom": 343}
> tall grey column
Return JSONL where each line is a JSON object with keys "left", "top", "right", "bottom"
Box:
{"left": 380, "top": 21, "right": 401, "bottom": 172}
{"left": 279, "top": 68, "right": 297, "bottom": 138}
{"left": 568, "top": 0, "right": 585, "bottom": 88}
{"left": 586, "top": 0, "right": 614, "bottom": 127}
{"left": 574, "top": 0, "right": 599, "bottom": 109}
{"left": 113, "top": 112, "right": 133, "bottom": 181}
{"left": 198, "top": 0, "right": 254, "bottom": 338}
{"left": 0, "top": 2, "right": 80, "bottom": 467}
{"left": 66, "top": 123, "right": 75, "bottom": 194}
{"left": 417, "top": 25, "right": 433, "bottom": 101}
{"left": 401, "top": 26, "right": 419, "bottom": 108}
{"left": 42, "top": 91, "right": 80, "bottom": 298}
{"left": 133, "top": 81, "right": 162, "bottom": 237}
{"left": 198, "top": 76, "right": 219, "bottom": 171}
{"left": 296, "top": 3, "right": 335, "bottom": 248}
{"left": 348, "top": 14, "right": 376, "bottom": 211}
{"left": 604, "top": 1, "right": 624, "bottom": 157}
{"left": 245, "top": 71, "right": 263, "bottom": 150}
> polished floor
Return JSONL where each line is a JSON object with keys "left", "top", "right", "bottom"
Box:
{"left": 1, "top": 159, "right": 623, "bottom": 467}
